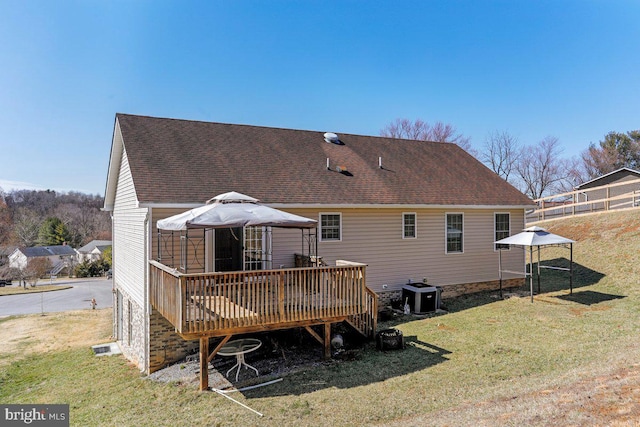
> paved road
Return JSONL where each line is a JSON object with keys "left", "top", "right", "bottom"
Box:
{"left": 0, "top": 277, "right": 113, "bottom": 317}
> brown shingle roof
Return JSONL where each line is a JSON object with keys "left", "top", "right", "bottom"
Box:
{"left": 115, "top": 113, "right": 532, "bottom": 207}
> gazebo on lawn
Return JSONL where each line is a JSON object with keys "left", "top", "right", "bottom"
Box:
{"left": 495, "top": 226, "right": 575, "bottom": 302}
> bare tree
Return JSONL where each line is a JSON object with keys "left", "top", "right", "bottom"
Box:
{"left": 381, "top": 118, "right": 431, "bottom": 140}
{"left": 555, "top": 156, "right": 587, "bottom": 194}
{"left": 0, "top": 197, "right": 12, "bottom": 244}
{"left": 380, "top": 118, "right": 474, "bottom": 153}
{"left": 580, "top": 130, "right": 640, "bottom": 179}
{"left": 0, "top": 264, "right": 15, "bottom": 280}
{"left": 24, "top": 257, "right": 51, "bottom": 287}
{"left": 515, "top": 136, "right": 570, "bottom": 199}
{"left": 581, "top": 142, "right": 619, "bottom": 179}
{"left": 55, "top": 203, "right": 90, "bottom": 246}
{"left": 480, "top": 131, "right": 521, "bottom": 181}
{"left": 12, "top": 208, "right": 41, "bottom": 246}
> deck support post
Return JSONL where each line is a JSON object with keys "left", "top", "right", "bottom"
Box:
{"left": 323, "top": 322, "right": 331, "bottom": 359}
{"left": 199, "top": 336, "right": 209, "bottom": 391}
{"left": 305, "top": 323, "right": 333, "bottom": 359}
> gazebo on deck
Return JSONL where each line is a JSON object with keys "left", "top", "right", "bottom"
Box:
{"left": 150, "top": 192, "right": 378, "bottom": 390}
{"left": 156, "top": 191, "right": 319, "bottom": 273}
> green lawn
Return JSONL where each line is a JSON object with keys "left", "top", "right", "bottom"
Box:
{"left": 1, "top": 210, "right": 639, "bottom": 426}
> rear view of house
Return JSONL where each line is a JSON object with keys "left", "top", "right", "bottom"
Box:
{"left": 104, "top": 114, "right": 533, "bottom": 379}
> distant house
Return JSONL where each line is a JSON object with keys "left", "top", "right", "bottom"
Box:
{"left": 574, "top": 168, "right": 640, "bottom": 210}
{"left": 104, "top": 113, "right": 533, "bottom": 377}
{"left": 9, "top": 244, "right": 77, "bottom": 275}
{"left": 77, "top": 240, "right": 112, "bottom": 263}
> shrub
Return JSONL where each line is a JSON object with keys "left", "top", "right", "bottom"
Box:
{"left": 74, "top": 259, "right": 111, "bottom": 278}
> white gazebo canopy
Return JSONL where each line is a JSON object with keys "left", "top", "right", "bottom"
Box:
{"left": 495, "top": 226, "right": 575, "bottom": 302}
{"left": 157, "top": 191, "right": 317, "bottom": 231}
{"left": 156, "top": 192, "right": 318, "bottom": 274}
{"left": 495, "top": 226, "right": 575, "bottom": 246}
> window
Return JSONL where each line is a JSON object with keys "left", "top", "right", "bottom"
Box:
{"left": 446, "top": 213, "right": 463, "bottom": 253}
{"left": 320, "top": 213, "right": 341, "bottom": 241}
{"left": 403, "top": 213, "right": 416, "bottom": 238}
{"left": 495, "top": 213, "right": 510, "bottom": 250}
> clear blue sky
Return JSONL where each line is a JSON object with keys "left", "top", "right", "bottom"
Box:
{"left": 1, "top": 0, "right": 638, "bottom": 196}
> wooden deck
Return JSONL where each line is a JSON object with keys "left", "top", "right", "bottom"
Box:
{"left": 149, "top": 260, "right": 378, "bottom": 390}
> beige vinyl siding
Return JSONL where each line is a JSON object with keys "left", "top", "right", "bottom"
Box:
{"left": 147, "top": 206, "right": 525, "bottom": 294}
{"left": 113, "top": 147, "right": 149, "bottom": 307}
{"left": 151, "top": 208, "right": 208, "bottom": 272}
{"left": 273, "top": 207, "right": 525, "bottom": 293}
{"left": 151, "top": 208, "right": 182, "bottom": 261}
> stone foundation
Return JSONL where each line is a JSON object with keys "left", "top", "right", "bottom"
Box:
{"left": 439, "top": 278, "right": 524, "bottom": 298}
{"left": 114, "top": 285, "right": 199, "bottom": 374}
{"left": 114, "top": 287, "right": 146, "bottom": 371}
{"left": 149, "top": 308, "right": 199, "bottom": 373}
{"left": 376, "top": 278, "right": 525, "bottom": 308}
{"left": 377, "top": 290, "right": 403, "bottom": 308}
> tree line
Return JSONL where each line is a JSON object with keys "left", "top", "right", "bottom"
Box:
{"left": 381, "top": 119, "right": 640, "bottom": 199}
{"left": 0, "top": 189, "right": 111, "bottom": 249}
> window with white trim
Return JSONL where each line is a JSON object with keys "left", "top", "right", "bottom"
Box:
{"left": 446, "top": 213, "right": 463, "bottom": 253}
{"left": 495, "top": 212, "right": 510, "bottom": 250}
{"left": 320, "top": 213, "right": 341, "bottom": 241}
{"left": 403, "top": 213, "right": 416, "bottom": 239}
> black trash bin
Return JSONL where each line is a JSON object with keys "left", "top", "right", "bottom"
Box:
{"left": 376, "top": 328, "right": 404, "bottom": 350}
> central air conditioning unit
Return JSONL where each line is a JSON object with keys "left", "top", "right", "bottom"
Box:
{"left": 402, "top": 283, "right": 439, "bottom": 314}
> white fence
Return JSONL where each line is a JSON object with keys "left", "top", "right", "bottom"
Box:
{"left": 527, "top": 178, "right": 640, "bottom": 223}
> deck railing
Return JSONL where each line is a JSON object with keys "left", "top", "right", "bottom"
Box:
{"left": 149, "top": 260, "right": 375, "bottom": 338}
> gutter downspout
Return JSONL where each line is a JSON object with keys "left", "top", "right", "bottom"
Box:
{"left": 144, "top": 209, "right": 150, "bottom": 373}
{"left": 111, "top": 212, "right": 116, "bottom": 340}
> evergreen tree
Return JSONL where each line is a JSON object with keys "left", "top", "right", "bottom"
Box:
{"left": 38, "top": 217, "right": 72, "bottom": 246}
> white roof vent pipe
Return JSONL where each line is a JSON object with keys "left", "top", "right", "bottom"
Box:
{"left": 323, "top": 132, "right": 343, "bottom": 145}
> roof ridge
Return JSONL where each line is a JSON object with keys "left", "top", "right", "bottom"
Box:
{"left": 115, "top": 113, "right": 450, "bottom": 145}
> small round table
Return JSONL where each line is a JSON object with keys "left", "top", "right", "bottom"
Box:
{"left": 217, "top": 338, "right": 262, "bottom": 382}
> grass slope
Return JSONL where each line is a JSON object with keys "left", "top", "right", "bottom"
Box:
{"left": 1, "top": 210, "right": 639, "bottom": 426}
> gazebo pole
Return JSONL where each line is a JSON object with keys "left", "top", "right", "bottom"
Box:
{"left": 498, "top": 249, "right": 503, "bottom": 298}
{"left": 537, "top": 245, "right": 541, "bottom": 294}
{"left": 529, "top": 246, "right": 534, "bottom": 303}
{"left": 570, "top": 243, "right": 573, "bottom": 295}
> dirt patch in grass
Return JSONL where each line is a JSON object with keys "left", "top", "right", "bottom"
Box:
{"left": 399, "top": 363, "right": 640, "bottom": 427}
{"left": 546, "top": 209, "right": 640, "bottom": 243}
{"left": 551, "top": 220, "right": 597, "bottom": 241}
{"left": 568, "top": 304, "right": 613, "bottom": 317}
{"left": 436, "top": 323, "right": 457, "bottom": 332}
{"left": 0, "top": 309, "right": 111, "bottom": 368}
